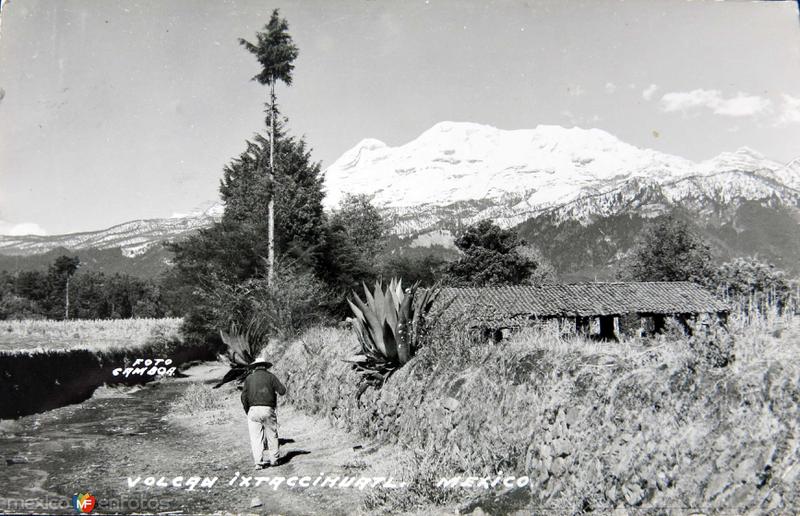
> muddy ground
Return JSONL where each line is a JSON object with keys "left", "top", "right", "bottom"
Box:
{"left": 0, "top": 362, "right": 457, "bottom": 516}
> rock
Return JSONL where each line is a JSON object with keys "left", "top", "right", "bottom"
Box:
{"left": 727, "top": 482, "right": 756, "bottom": 509}
{"left": 545, "top": 478, "right": 564, "bottom": 498}
{"left": 781, "top": 463, "right": 800, "bottom": 485}
{"left": 5, "top": 456, "right": 28, "bottom": 465}
{"left": 656, "top": 471, "right": 669, "bottom": 491}
{"left": 622, "top": 482, "right": 644, "bottom": 506}
{"left": 551, "top": 438, "right": 571, "bottom": 457}
{"left": 550, "top": 457, "right": 567, "bottom": 477}
{"left": 764, "top": 492, "right": 782, "bottom": 512}
{"left": 565, "top": 407, "right": 580, "bottom": 428}
{"left": 712, "top": 434, "right": 730, "bottom": 452}
{"left": 605, "top": 484, "right": 617, "bottom": 503}
{"left": 442, "top": 397, "right": 460, "bottom": 411}
{"left": 457, "top": 486, "right": 532, "bottom": 516}
{"left": 684, "top": 424, "right": 706, "bottom": 448}
{"left": 705, "top": 472, "right": 732, "bottom": 500}
{"left": 715, "top": 450, "right": 732, "bottom": 470}
{"left": 539, "top": 444, "right": 553, "bottom": 459}
{"left": 594, "top": 459, "right": 605, "bottom": 478}
{"left": 733, "top": 457, "right": 756, "bottom": 483}
{"left": 534, "top": 460, "right": 549, "bottom": 483}
{"left": 250, "top": 497, "right": 262, "bottom": 508}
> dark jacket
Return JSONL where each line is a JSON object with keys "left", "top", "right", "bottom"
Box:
{"left": 241, "top": 368, "right": 286, "bottom": 414}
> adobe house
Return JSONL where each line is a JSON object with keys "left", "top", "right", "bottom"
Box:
{"left": 432, "top": 282, "right": 730, "bottom": 341}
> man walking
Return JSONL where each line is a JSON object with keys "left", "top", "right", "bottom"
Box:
{"left": 241, "top": 350, "right": 286, "bottom": 469}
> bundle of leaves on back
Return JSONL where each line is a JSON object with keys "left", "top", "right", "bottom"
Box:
{"left": 346, "top": 278, "right": 440, "bottom": 387}
{"left": 213, "top": 316, "right": 271, "bottom": 388}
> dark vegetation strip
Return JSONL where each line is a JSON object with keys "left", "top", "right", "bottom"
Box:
{"left": 0, "top": 338, "right": 221, "bottom": 419}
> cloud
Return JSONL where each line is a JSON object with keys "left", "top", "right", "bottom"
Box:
{"left": 0, "top": 221, "right": 47, "bottom": 236}
{"left": 642, "top": 84, "right": 659, "bottom": 101}
{"left": 604, "top": 82, "right": 616, "bottom": 94}
{"left": 560, "top": 110, "right": 601, "bottom": 126}
{"left": 776, "top": 94, "right": 800, "bottom": 125}
{"left": 659, "top": 89, "right": 771, "bottom": 117}
{"left": 567, "top": 84, "right": 585, "bottom": 97}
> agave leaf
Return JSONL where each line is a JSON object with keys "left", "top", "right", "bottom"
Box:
{"left": 351, "top": 292, "right": 388, "bottom": 357}
{"left": 386, "top": 280, "right": 407, "bottom": 360}
{"left": 415, "top": 285, "right": 440, "bottom": 314}
{"left": 363, "top": 282, "right": 377, "bottom": 311}
{"left": 348, "top": 298, "right": 383, "bottom": 358}
{"left": 397, "top": 292, "right": 414, "bottom": 364}
{"left": 213, "top": 366, "right": 248, "bottom": 388}
{"left": 382, "top": 319, "right": 399, "bottom": 362}
{"left": 347, "top": 299, "right": 366, "bottom": 324}
{"left": 350, "top": 311, "right": 380, "bottom": 358}
{"left": 342, "top": 354, "right": 369, "bottom": 364}
{"left": 371, "top": 280, "right": 385, "bottom": 317}
{"left": 391, "top": 278, "right": 404, "bottom": 306}
{"left": 383, "top": 288, "right": 399, "bottom": 341}
{"left": 220, "top": 328, "right": 253, "bottom": 366}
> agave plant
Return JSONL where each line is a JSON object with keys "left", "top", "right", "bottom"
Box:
{"left": 213, "top": 317, "right": 270, "bottom": 388}
{"left": 347, "top": 278, "right": 439, "bottom": 386}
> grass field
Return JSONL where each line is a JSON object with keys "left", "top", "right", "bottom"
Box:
{"left": 0, "top": 316, "right": 222, "bottom": 419}
{"left": 0, "top": 317, "right": 183, "bottom": 352}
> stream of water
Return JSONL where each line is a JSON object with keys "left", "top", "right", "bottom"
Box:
{"left": 0, "top": 378, "right": 189, "bottom": 514}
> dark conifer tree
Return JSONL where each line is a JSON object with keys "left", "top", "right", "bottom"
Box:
{"left": 238, "top": 9, "right": 299, "bottom": 285}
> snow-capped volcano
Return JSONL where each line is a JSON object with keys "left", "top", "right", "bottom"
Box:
{"left": 325, "top": 121, "right": 687, "bottom": 209}
{"left": 3, "top": 121, "right": 799, "bottom": 277}
{"left": 324, "top": 121, "right": 800, "bottom": 234}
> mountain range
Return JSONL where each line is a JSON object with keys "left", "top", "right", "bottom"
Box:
{"left": 325, "top": 121, "right": 800, "bottom": 233}
{"left": 2, "top": 122, "right": 799, "bottom": 278}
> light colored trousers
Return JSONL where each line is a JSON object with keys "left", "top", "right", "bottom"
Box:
{"left": 247, "top": 406, "right": 280, "bottom": 465}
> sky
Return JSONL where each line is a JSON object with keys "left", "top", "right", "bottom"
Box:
{"left": 0, "top": 0, "right": 799, "bottom": 236}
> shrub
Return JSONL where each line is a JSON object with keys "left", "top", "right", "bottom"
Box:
{"left": 713, "top": 256, "right": 796, "bottom": 315}
{"left": 274, "top": 308, "right": 800, "bottom": 514}
{"left": 446, "top": 220, "right": 541, "bottom": 286}
{"left": 171, "top": 383, "right": 229, "bottom": 415}
{"left": 378, "top": 253, "right": 450, "bottom": 287}
{"left": 620, "top": 215, "right": 714, "bottom": 283}
{"left": 197, "top": 259, "right": 334, "bottom": 344}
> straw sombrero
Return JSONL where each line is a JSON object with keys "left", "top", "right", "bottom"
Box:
{"left": 249, "top": 348, "right": 273, "bottom": 368}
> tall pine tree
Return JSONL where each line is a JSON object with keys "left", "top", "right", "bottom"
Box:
{"left": 238, "top": 9, "right": 299, "bottom": 285}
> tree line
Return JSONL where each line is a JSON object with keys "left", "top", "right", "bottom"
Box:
{"left": 0, "top": 256, "right": 165, "bottom": 320}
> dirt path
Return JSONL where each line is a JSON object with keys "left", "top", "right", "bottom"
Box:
{"left": 0, "top": 362, "right": 431, "bottom": 516}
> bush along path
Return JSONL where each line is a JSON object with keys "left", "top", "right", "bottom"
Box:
{"left": 273, "top": 322, "right": 800, "bottom": 515}
{"left": 0, "top": 361, "right": 434, "bottom": 516}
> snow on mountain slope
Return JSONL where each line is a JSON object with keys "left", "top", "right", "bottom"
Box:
{"left": 0, "top": 204, "right": 223, "bottom": 257}
{"left": 3, "top": 121, "right": 798, "bottom": 258}
{"left": 324, "top": 121, "right": 800, "bottom": 234}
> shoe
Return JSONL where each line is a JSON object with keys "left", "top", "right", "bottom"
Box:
{"left": 254, "top": 462, "right": 269, "bottom": 470}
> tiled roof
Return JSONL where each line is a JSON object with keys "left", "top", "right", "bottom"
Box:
{"left": 432, "top": 282, "right": 729, "bottom": 322}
